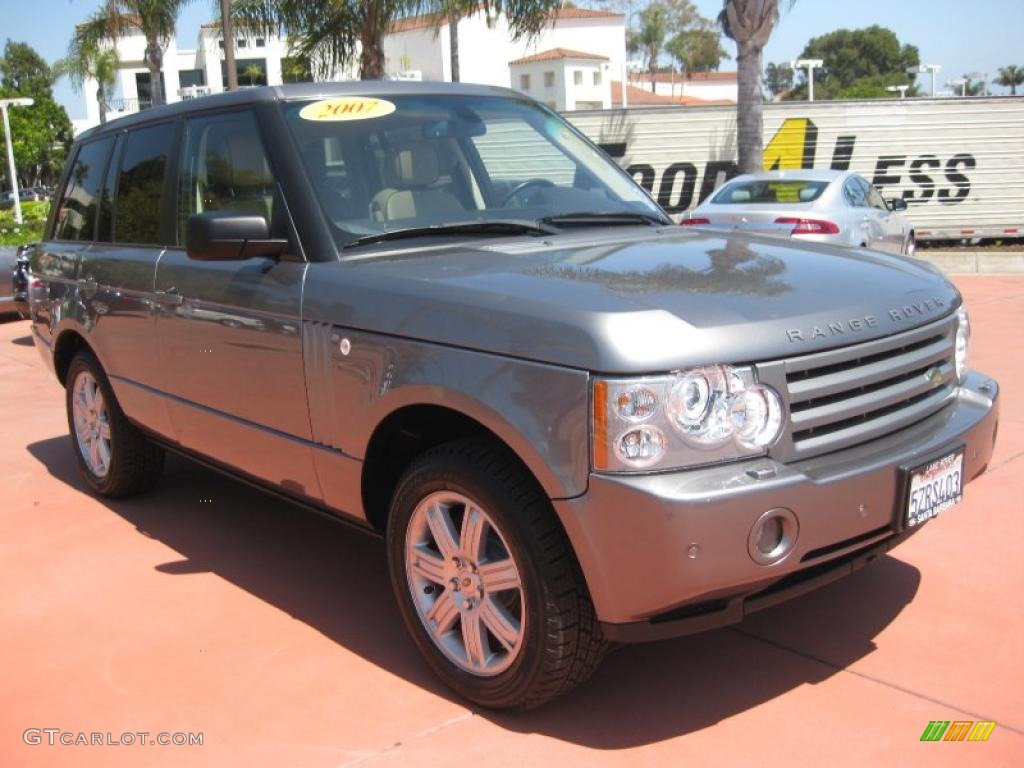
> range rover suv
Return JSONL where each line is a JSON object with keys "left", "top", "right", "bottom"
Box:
{"left": 28, "top": 83, "right": 999, "bottom": 709}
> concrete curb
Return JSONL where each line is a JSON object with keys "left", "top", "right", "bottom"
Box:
{"left": 916, "top": 251, "right": 1024, "bottom": 275}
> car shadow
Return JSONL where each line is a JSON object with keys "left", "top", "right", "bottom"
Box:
{"left": 26, "top": 435, "right": 921, "bottom": 748}
{"left": 10, "top": 334, "right": 33, "bottom": 346}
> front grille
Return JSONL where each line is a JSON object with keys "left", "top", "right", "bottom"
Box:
{"left": 771, "top": 314, "right": 958, "bottom": 460}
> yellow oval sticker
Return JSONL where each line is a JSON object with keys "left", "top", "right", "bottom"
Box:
{"left": 299, "top": 97, "right": 396, "bottom": 122}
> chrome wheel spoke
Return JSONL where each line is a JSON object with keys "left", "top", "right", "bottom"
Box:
{"left": 425, "top": 503, "right": 459, "bottom": 560}
{"left": 98, "top": 419, "right": 111, "bottom": 441}
{"left": 460, "top": 505, "right": 487, "bottom": 560}
{"left": 90, "top": 438, "right": 103, "bottom": 473}
{"left": 479, "top": 558, "right": 520, "bottom": 593}
{"left": 410, "top": 546, "right": 447, "bottom": 584}
{"left": 480, "top": 596, "right": 520, "bottom": 653}
{"left": 425, "top": 590, "right": 459, "bottom": 638}
{"left": 461, "top": 614, "right": 488, "bottom": 670}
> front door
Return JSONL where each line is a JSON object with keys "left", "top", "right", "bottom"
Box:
{"left": 154, "top": 109, "right": 319, "bottom": 501}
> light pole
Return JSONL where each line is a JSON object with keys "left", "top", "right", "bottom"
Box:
{"left": 1, "top": 97, "right": 35, "bottom": 226}
{"left": 948, "top": 77, "right": 968, "bottom": 97}
{"left": 887, "top": 84, "right": 909, "bottom": 99}
{"left": 790, "top": 59, "right": 824, "bottom": 101}
{"left": 908, "top": 64, "right": 942, "bottom": 97}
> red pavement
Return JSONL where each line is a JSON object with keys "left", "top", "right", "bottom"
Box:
{"left": 1, "top": 275, "right": 1022, "bottom": 767}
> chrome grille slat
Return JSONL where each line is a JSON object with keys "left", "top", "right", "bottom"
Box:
{"left": 766, "top": 313, "right": 959, "bottom": 461}
{"left": 790, "top": 362, "right": 955, "bottom": 432}
{"left": 787, "top": 336, "right": 954, "bottom": 403}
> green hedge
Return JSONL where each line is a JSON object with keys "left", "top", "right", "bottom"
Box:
{"left": 0, "top": 200, "right": 49, "bottom": 246}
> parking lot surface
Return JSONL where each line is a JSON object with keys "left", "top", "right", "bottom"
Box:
{"left": 2, "top": 275, "right": 1022, "bottom": 767}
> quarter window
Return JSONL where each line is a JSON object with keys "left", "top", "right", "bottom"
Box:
{"left": 53, "top": 137, "right": 113, "bottom": 241}
{"left": 843, "top": 178, "right": 867, "bottom": 207}
{"left": 176, "top": 110, "right": 277, "bottom": 244}
{"left": 114, "top": 122, "right": 174, "bottom": 244}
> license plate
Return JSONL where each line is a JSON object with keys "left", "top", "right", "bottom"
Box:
{"left": 905, "top": 449, "right": 964, "bottom": 528}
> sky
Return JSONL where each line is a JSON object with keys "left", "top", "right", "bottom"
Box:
{"left": 1, "top": 0, "right": 1022, "bottom": 119}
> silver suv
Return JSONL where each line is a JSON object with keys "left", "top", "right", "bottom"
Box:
{"left": 29, "top": 83, "right": 999, "bottom": 709}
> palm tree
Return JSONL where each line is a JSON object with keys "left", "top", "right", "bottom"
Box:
{"left": 995, "top": 65, "right": 1024, "bottom": 96}
{"left": 630, "top": 2, "right": 670, "bottom": 92}
{"left": 77, "top": 0, "right": 193, "bottom": 107}
{"left": 718, "top": 0, "right": 787, "bottom": 173}
{"left": 219, "top": 0, "right": 239, "bottom": 90}
{"left": 55, "top": 37, "right": 120, "bottom": 124}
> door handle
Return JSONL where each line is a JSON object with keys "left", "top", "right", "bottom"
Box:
{"left": 154, "top": 286, "right": 184, "bottom": 306}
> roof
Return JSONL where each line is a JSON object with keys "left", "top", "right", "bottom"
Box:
{"left": 610, "top": 82, "right": 732, "bottom": 107}
{"left": 645, "top": 71, "right": 738, "bottom": 84}
{"left": 74, "top": 81, "right": 520, "bottom": 142}
{"left": 509, "top": 48, "right": 609, "bottom": 66}
{"left": 390, "top": 6, "right": 622, "bottom": 33}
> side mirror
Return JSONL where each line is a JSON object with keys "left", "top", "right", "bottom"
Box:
{"left": 186, "top": 211, "right": 288, "bottom": 261}
{"left": 887, "top": 197, "right": 908, "bottom": 212}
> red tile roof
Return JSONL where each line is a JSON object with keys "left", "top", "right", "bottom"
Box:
{"left": 610, "top": 81, "right": 734, "bottom": 107}
{"left": 645, "top": 70, "right": 738, "bottom": 84}
{"left": 509, "top": 48, "right": 609, "bottom": 65}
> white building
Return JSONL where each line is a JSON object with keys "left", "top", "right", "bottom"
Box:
{"left": 509, "top": 49, "right": 611, "bottom": 111}
{"left": 384, "top": 7, "right": 626, "bottom": 93}
{"left": 74, "top": 7, "right": 626, "bottom": 133}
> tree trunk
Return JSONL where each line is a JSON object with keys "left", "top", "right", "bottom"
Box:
{"left": 735, "top": 41, "right": 765, "bottom": 173}
{"left": 144, "top": 39, "right": 165, "bottom": 106}
{"left": 359, "top": 11, "right": 385, "bottom": 79}
{"left": 448, "top": 8, "right": 460, "bottom": 83}
{"left": 220, "top": 0, "right": 239, "bottom": 91}
{"left": 97, "top": 85, "right": 107, "bottom": 124}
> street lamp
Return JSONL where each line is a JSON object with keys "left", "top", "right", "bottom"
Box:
{"left": 948, "top": 77, "right": 968, "bottom": 97}
{"left": 1, "top": 97, "right": 35, "bottom": 226}
{"left": 790, "top": 59, "right": 824, "bottom": 102}
{"left": 907, "top": 64, "right": 942, "bottom": 97}
{"left": 887, "top": 84, "right": 909, "bottom": 99}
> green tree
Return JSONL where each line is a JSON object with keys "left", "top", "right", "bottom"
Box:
{"left": 719, "top": 0, "right": 786, "bottom": 173}
{"left": 764, "top": 61, "right": 792, "bottom": 96}
{"left": 76, "top": 0, "right": 194, "bottom": 107}
{"left": 0, "top": 41, "right": 73, "bottom": 187}
{"left": 629, "top": 2, "right": 670, "bottom": 91}
{"left": 995, "top": 65, "right": 1023, "bottom": 95}
{"left": 786, "top": 25, "right": 920, "bottom": 100}
{"left": 666, "top": 26, "right": 728, "bottom": 76}
{"left": 54, "top": 37, "right": 120, "bottom": 124}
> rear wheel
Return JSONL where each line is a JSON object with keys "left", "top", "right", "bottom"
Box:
{"left": 66, "top": 350, "right": 165, "bottom": 497}
{"left": 386, "top": 438, "right": 606, "bottom": 710}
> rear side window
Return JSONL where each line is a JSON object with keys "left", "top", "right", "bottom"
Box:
{"left": 843, "top": 178, "right": 868, "bottom": 207}
{"left": 114, "top": 122, "right": 175, "bottom": 244}
{"left": 53, "top": 137, "right": 113, "bottom": 241}
{"left": 176, "top": 110, "right": 276, "bottom": 244}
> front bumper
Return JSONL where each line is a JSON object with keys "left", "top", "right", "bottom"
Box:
{"left": 554, "top": 371, "right": 999, "bottom": 642}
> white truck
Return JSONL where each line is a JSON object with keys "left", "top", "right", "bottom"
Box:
{"left": 567, "top": 96, "right": 1024, "bottom": 242}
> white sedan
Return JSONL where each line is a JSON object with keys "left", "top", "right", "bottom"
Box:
{"left": 681, "top": 169, "right": 916, "bottom": 256}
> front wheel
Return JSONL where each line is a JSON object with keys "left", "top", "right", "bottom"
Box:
{"left": 386, "top": 438, "right": 606, "bottom": 710}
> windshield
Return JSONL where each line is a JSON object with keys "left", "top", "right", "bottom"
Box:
{"left": 711, "top": 179, "right": 830, "bottom": 205}
{"left": 281, "top": 94, "right": 664, "bottom": 246}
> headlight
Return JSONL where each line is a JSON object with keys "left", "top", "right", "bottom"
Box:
{"left": 955, "top": 306, "right": 970, "bottom": 381}
{"left": 593, "top": 365, "right": 785, "bottom": 472}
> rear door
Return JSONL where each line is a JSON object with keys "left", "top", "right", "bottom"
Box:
{"left": 154, "top": 108, "right": 319, "bottom": 500}
{"left": 80, "top": 121, "right": 178, "bottom": 437}
{"left": 863, "top": 182, "right": 904, "bottom": 253}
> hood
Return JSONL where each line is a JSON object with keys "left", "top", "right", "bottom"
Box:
{"left": 302, "top": 227, "right": 959, "bottom": 373}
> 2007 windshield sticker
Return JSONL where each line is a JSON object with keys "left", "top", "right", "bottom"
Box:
{"left": 299, "top": 97, "right": 396, "bottom": 121}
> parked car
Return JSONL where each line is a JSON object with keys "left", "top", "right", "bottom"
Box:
{"left": 682, "top": 169, "right": 916, "bottom": 255}
{"left": 28, "top": 83, "right": 998, "bottom": 710}
{"left": 0, "top": 243, "right": 32, "bottom": 317}
{"left": 0, "top": 188, "right": 46, "bottom": 210}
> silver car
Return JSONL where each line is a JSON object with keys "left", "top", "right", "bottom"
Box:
{"left": 683, "top": 169, "right": 915, "bottom": 255}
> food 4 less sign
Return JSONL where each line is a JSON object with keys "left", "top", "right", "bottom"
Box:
{"left": 593, "top": 115, "right": 976, "bottom": 215}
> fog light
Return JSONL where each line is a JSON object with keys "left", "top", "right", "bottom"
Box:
{"left": 747, "top": 508, "right": 799, "bottom": 565}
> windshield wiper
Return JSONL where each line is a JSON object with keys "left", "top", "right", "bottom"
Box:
{"left": 539, "top": 211, "right": 671, "bottom": 228}
{"left": 343, "top": 219, "right": 559, "bottom": 249}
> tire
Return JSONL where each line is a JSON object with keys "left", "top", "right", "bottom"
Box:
{"left": 65, "top": 350, "right": 165, "bottom": 497}
{"left": 386, "top": 438, "right": 607, "bottom": 710}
